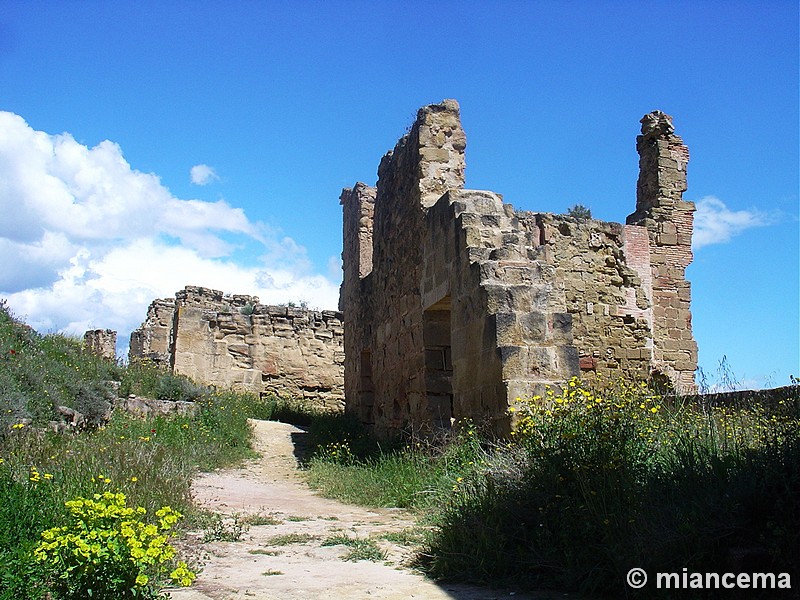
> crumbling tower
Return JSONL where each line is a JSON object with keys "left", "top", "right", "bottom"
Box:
{"left": 627, "top": 111, "right": 698, "bottom": 392}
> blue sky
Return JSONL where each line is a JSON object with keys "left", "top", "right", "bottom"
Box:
{"left": 1, "top": 1, "right": 797, "bottom": 388}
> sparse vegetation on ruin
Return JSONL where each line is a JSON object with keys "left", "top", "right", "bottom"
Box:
{"left": 566, "top": 203, "right": 592, "bottom": 220}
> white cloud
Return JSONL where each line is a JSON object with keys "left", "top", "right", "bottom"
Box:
{"left": 190, "top": 164, "right": 219, "bottom": 185}
{"left": 693, "top": 196, "right": 773, "bottom": 250}
{"left": 0, "top": 112, "right": 340, "bottom": 354}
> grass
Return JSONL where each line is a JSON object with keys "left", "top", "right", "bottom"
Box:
{"left": 380, "top": 528, "right": 427, "bottom": 546}
{"left": 322, "top": 534, "right": 387, "bottom": 562}
{"left": 0, "top": 302, "right": 282, "bottom": 599}
{"left": 303, "top": 378, "right": 800, "bottom": 598}
{"left": 264, "top": 533, "right": 318, "bottom": 546}
{"left": 304, "top": 417, "right": 483, "bottom": 510}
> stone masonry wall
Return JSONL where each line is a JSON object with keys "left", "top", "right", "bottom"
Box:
{"left": 535, "top": 214, "right": 654, "bottom": 383}
{"left": 128, "top": 298, "right": 175, "bottom": 367}
{"left": 341, "top": 100, "right": 698, "bottom": 438}
{"left": 83, "top": 329, "right": 117, "bottom": 361}
{"left": 339, "top": 184, "right": 377, "bottom": 424}
{"left": 341, "top": 100, "right": 468, "bottom": 435}
{"left": 130, "top": 286, "right": 344, "bottom": 409}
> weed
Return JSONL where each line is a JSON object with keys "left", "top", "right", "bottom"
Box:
{"left": 262, "top": 569, "right": 283, "bottom": 576}
{"left": 265, "top": 533, "right": 317, "bottom": 546}
{"left": 322, "top": 534, "right": 387, "bottom": 562}
{"left": 248, "top": 549, "right": 281, "bottom": 556}
{"left": 202, "top": 513, "right": 248, "bottom": 542}
{"left": 241, "top": 513, "right": 281, "bottom": 526}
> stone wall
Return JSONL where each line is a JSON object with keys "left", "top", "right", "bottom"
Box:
{"left": 340, "top": 100, "right": 698, "bottom": 437}
{"left": 83, "top": 329, "right": 117, "bottom": 361}
{"left": 128, "top": 298, "right": 175, "bottom": 367}
{"left": 130, "top": 286, "right": 345, "bottom": 409}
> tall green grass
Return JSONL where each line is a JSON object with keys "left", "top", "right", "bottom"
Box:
{"left": 304, "top": 412, "right": 484, "bottom": 509}
{"left": 304, "top": 379, "right": 800, "bottom": 598}
{"left": 0, "top": 301, "right": 279, "bottom": 598}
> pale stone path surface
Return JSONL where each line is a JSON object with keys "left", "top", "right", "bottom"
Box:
{"left": 165, "top": 419, "right": 578, "bottom": 600}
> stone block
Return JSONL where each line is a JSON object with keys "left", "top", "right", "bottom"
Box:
{"left": 494, "top": 312, "right": 519, "bottom": 346}
{"left": 519, "top": 312, "right": 547, "bottom": 342}
{"left": 425, "top": 349, "right": 445, "bottom": 370}
{"left": 549, "top": 313, "right": 573, "bottom": 344}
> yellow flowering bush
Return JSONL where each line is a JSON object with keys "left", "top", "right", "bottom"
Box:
{"left": 316, "top": 440, "right": 354, "bottom": 465}
{"left": 423, "top": 377, "right": 799, "bottom": 593}
{"left": 510, "top": 378, "right": 662, "bottom": 440}
{"left": 33, "top": 490, "right": 195, "bottom": 599}
{"left": 508, "top": 377, "right": 665, "bottom": 478}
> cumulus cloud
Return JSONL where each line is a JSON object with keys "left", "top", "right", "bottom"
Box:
{"left": 692, "top": 196, "right": 773, "bottom": 250}
{"left": 0, "top": 112, "right": 340, "bottom": 353}
{"left": 190, "top": 164, "right": 219, "bottom": 185}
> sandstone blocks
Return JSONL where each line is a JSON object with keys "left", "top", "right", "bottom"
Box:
{"left": 130, "top": 286, "right": 344, "bottom": 410}
{"left": 341, "top": 101, "right": 698, "bottom": 438}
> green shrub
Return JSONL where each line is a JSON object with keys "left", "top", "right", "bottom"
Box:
{"left": 34, "top": 490, "right": 194, "bottom": 599}
{"left": 566, "top": 203, "right": 592, "bottom": 220}
{"left": 72, "top": 380, "right": 114, "bottom": 429}
{"left": 420, "top": 379, "right": 800, "bottom": 596}
{"left": 155, "top": 373, "right": 206, "bottom": 402}
{"left": 118, "top": 360, "right": 166, "bottom": 399}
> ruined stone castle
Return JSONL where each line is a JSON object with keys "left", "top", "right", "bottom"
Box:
{"left": 340, "top": 100, "right": 697, "bottom": 436}
{"left": 129, "top": 286, "right": 344, "bottom": 408}
{"left": 125, "top": 101, "right": 698, "bottom": 436}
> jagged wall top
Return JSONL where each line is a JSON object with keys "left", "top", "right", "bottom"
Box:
{"left": 640, "top": 110, "right": 675, "bottom": 137}
{"left": 377, "top": 99, "right": 467, "bottom": 209}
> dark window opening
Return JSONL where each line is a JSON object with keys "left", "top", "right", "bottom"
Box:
{"left": 423, "top": 296, "right": 453, "bottom": 429}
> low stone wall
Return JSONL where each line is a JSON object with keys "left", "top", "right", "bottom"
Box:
{"left": 683, "top": 385, "right": 798, "bottom": 409}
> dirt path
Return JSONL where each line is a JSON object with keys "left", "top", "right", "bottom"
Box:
{"left": 166, "top": 419, "right": 575, "bottom": 600}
